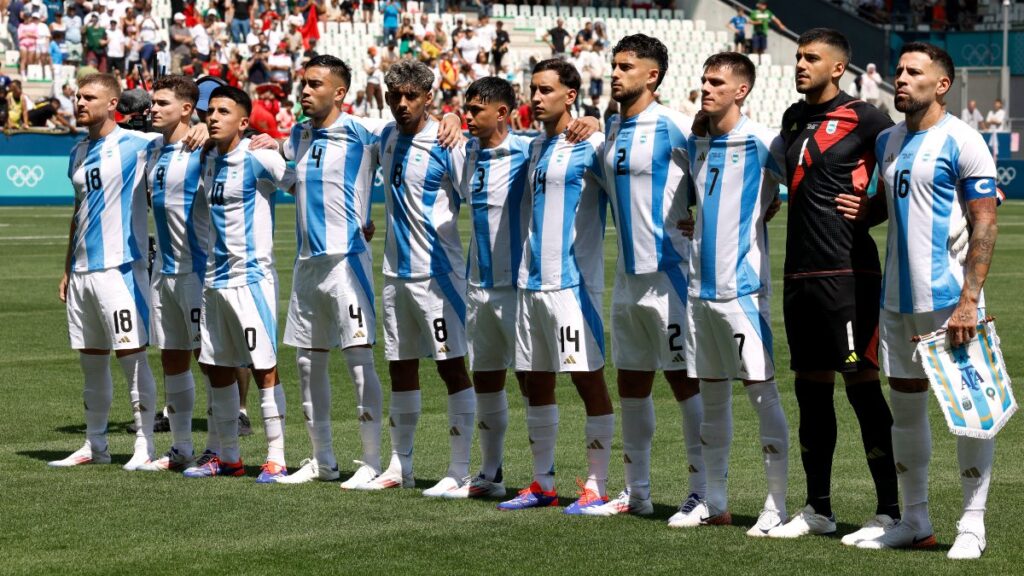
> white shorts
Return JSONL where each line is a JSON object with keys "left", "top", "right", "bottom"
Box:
{"left": 612, "top": 268, "right": 689, "bottom": 372}
{"left": 151, "top": 271, "right": 203, "bottom": 351}
{"left": 284, "top": 252, "right": 376, "bottom": 350}
{"left": 199, "top": 275, "right": 279, "bottom": 370}
{"left": 686, "top": 293, "right": 774, "bottom": 381}
{"left": 515, "top": 285, "right": 605, "bottom": 373}
{"left": 467, "top": 285, "right": 517, "bottom": 371}
{"left": 382, "top": 273, "right": 468, "bottom": 361}
{"left": 67, "top": 261, "right": 151, "bottom": 350}
{"left": 880, "top": 305, "right": 968, "bottom": 379}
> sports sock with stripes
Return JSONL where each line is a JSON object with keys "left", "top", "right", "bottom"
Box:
{"left": 211, "top": 382, "right": 241, "bottom": 463}
{"left": 388, "top": 389, "right": 421, "bottom": 474}
{"left": 746, "top": 381, "right": 789, "bottom": 514}
{"left": 957, "top": 436, "right": 994, "bottom": 535}
{"left": 476, "top": 390, "right": 509, "bottom": 482}
{"left": 164, "top": 371, "right": 195, "bottom": 457}
{"left": 890, "top": 389, "right": 931, "bottom": 531}
{"left": 297, "top": 349, "right": 335, "bottom": 469}
{"left": 677, "top": 394, "right": 706, "bottom": 498}
{"left": 845, "top": 380, "right": 900, "bottom": 518}
{"left": 621, "top": 396, "right": 655, "bottom": 500}
{"left": 795, "top": 378, "right": 836, "bottom": 518}
{"left": 446, "top": 387, "right": 475, "bottom": 480}
{"left": 344, "top": 347, "right": 383, "bottom": 472}
{"left": 260, "top": 384, "right": 287, "bottom": 466}
{"left": 699, "top": 380, "right": 733, "bottom": 512}
{"left": 526, "top": 403, "right": 558, "bottom": 492}
{"left": 80, "top": 353, "right": 113, "bottom": 453}
{"left": 119, "top": 351, "right": 157, "bottom": 458}
{"left": 584, "top": 413, "right": 615, "bottom": 497}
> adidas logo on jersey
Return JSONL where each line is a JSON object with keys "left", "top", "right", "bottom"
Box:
{"left": 587, "top": 439, "right": 604, "bottom": 450}
{"left": 117, "top": 335, "right": 131, "bottom": 344}
{"left": 886, "top": 153, "right": 896, "bottom": 163}
{"left": 563, "top": 355, "right": 577, "bottom": 365}
{"left": 438, "top": 344, "right": 450, "bottom": 354}
{"left": 353, "top": 330, "right": 366, "bottom": 339}
{"left": 672, "top": 353, "right": 685, "bottom": 364}
{"left": 697, "top": 151, "right": 707, "bottom": 162}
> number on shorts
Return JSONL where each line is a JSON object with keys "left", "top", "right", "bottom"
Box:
{"left": 112, "top": 309, "right": 133, "bottom": 334}
{"left": 244, "top": 327, "right": 256, "bottom": 351}
{"left": 668, "top": 323, "right": 683, "bottom": 351}
{"left": 211, "top": 182, "right": 226, "bottom": 206}
{"left": 311, "top": 144, "right": 324, "bottom": 168}
{"left": 733, "top": 333, "right": 746, "bottom": 358}
{"left": 85, "top": 167, "right": 103, "bottom": 194}
{"left": 432, "top": 318, "right": 448, "bottom": 343}
{"left": 559, "top": 325, "right": 580, "bottom": 353}
{"left": 191, "top": 308, "right": 201, "bottom": 331}
{"left": 349, "top": 304, "right": 364, "bottom": 328}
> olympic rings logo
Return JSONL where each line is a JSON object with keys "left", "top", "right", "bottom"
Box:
{"left": 997, "top": 166, "right": 1016, "bottom": 186}
{"left": 6, "top": 165, "right": 45, "bottom": 188}
{"left": 960, "top": 44, "right": 1001, "bottom": 66}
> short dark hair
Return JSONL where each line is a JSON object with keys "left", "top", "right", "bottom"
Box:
{"left": 532, "top": 58, "right": 581, "bottom": 92}
{"left": 900, "top": 42, "right": 955, "bottom": 82}
{"left": 612, "top": 33, "right": 669, "bottom": 90}
{"left": 703, "top": 51, "right": 756, "bottom": 88}
{"left": 79, "top": 73, "right": 122, "bottom": 97}
{"left": 465, "top": 76, "right": 516, "bottom": 109}
{"left": 306, "top": 54, "right": 352, "bottom": 88}
{"left": 797, "top": 28, "right": 851, "bottom": 64}
{"left": 208, "top": 85, "right": 252, "bottom": 116}
{"left": 152, "top": 74, "right": 199, "bottom": 106}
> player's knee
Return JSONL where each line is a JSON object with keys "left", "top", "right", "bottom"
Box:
{"left": 160, "top": 349, "right": 193, "bottom": 375}
{"left": 889, "top": 377, "right": 929, "bottom": 393}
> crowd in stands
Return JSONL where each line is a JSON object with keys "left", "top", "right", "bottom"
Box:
{"left": 835, "top": 0, "right": 983, "bottom": 31}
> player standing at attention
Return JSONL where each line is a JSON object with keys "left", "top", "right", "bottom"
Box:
{"left": 577, "top": 34, "right": 706, "bottom": 521}
{"left": 768, "top": 29, "right": 901, "bottom": 541}
{"left": 847, "top": 43, "right": 999, "bottom": 560}
{"left": 354, "top": 60, "right": 477, "bottom": 495}
{"left": 498, "top": 58, "right": 614, "bottom": 513}
{"left": 683, "top": 52, "right": 789, "bottom": 535}
{"left": 51, "top": 73, "right": 165, "bottom": 470}
{"left": 184, "top": 86, "right": 290, "bottom": 482}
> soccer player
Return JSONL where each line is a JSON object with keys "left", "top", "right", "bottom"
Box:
{"left": 354, "top": 60, "right": 476, "bottom": 495}
{"left": 684, "top": 52, "right": 789, "bottom": 535}
{"left": 850, "top": 43, "right": 999, "bottom": 560}
{"left": 578, "top": 34, "right": 706, "bottom": 521}
{"left": 498, "top": 58, "right": 614, "bottom": 513}
{"left": 50, "top": 73, "right": 163, "bottom": 470}
{"left": 183, "top": 86, "right": 290, "bottom": 482}
{"left": 768, "top": 29, "right": 901, "bottom": 541}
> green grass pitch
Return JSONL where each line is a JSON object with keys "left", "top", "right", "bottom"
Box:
{"left": 1, "top": 201, "right": 1022, "bottom": 575}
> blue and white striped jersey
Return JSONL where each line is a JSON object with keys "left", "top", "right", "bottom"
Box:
{"left": 67, "top": 127, "right": 161, "bottom": 272}
{"left": 876, "top": 113, "right": 997, "bottom": 313}
{"left": 461, "top": 133, "right": 532, "bottom": 288}
{"left": 599, "top": 102, "right": 692, "bottom": 275}
{"left": 519, "top": 132, "right": 606, "bottom": 291}
{"left": 148, "top": 140, "right": 208, "bottom": 276}
{"left": 285, "top": 114, "right": 387, "bottom": 260}
{"left": 201, "top": 138, "right": 289, "bottom": 288}
{"left": 376, "top": 119, "right": 467, "bottom": 279}
{"left": 687, "top": 116, "right": 784, "bottom": 300}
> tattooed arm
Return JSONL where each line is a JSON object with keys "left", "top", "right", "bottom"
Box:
{"left": 947, "top": 196, "right": 998, "bottom": 347}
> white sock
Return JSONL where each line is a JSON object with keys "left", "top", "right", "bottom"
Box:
{"left": 80, "top": 353, "right": 113, "bottom": 452}
{"left": 388, "top": 389, "right": 420, "bottom": 474}
{"left": 297, "top": 349, "right": 335, "bottom": 469}
{"left": 890, "top": 389, "right": 932, "bottom": 531}
{"left": 476, "top": 390, "right": 509, "bottom": 482}
{"left": 958, "top": 436, "right": 994, "bottom": 534}
{"left": 344, "top": 347, "right": 382, "bottom": 471}
{"left": 202, "top": 374, "right": 220, "bottom": 455}
{"left": 261, "top": 385, "right": 286, "bottom": 466}
{"left": 621, "top": 396, "right": 655, "bottom": 500}
{"left": 700, "top": 381, "right": 733, "bottom": 512}
{"left": 678, "top": 395, "right": 706, "bottom": 498}
{"left": 446, "top": 387, "right": 475, "bottom": 479}
{"left": 527, "top": 403, "right": 558, "bottom": 492}
{"left": 164, "top": 371, "right": 195, "bottom": 456}
{"left": 118, "top": 351, "right": 157, "bottom": 458}
{"left": 585, "top": 413, "right": 615, "bottom": 497}
{"left": 745, "top": 381, "right": 788, "bottom": 514}
{"left": 211, "top": 383, "right": 241, "bottom": 463}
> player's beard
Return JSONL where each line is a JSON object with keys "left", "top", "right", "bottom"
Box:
{"left": 612, "top": 82, "right": 645, "bottom": 106}
{"left": 895, "top": 93, "right": 929, "bottom": 115}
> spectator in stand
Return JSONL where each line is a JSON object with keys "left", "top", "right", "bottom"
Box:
{"left": 6, "top": 79, "right": 29, "bottom": 129}
{"left": 18, "top": 11, "right": 39, "bottom": 77}
{"left": 137, "top": 6, "right": 159, "bottom": 75}
{"left": 105, "top": 18, "right": 126, "bottom": 74}
{"left": 544, "top": 17, "right": 570, "bottom": 58}
{"left": 35, "top": 11, "right": 53, "bottom": 77}
{"left": 64, "top": 4, "right": 83, "bottom": 50}
{"left": 931, "top": 0, "right": 949, "bottom": 31}
{"left": 190, "top": 11, "right": 213, "bottom": 62}
{"left": 728, "top": 6, "right": 749, "bottom": 53}
{"left": 82, "top": 13, "right": 107, "bottom": 70}
{"left": 7, "top": 0, "right": 25, "bottom": 48}
{"left": 277, "top": 99, "right": 295, "bottom": 131}
{"left": 859, "top": 62, "right": 882, "bottom": 108}
{"left": 986, "top": 98, "right": 1007, "bottom": 132}
{"left": 749, "top": 1, "right": 786, "bottom": 56}
{"left": 51, "top": 10, "right": 66, "bottom": 44}
{"left": 438, "top": 50, "right": 458, "bottom": 101}
{"left": 247, "top": 43, "right": 270, "bottom": 84}
{"left": 268, "top": 41, "right": 294, "bottom": 92}
{"left": 680, "top": 89, "right": 699, "bottom": 116}
{"left": 511, "top": 93, "right": 532, "bottom": 130}
{"left": 433, "top": 20, "right": 448, "bottom": 49}
{"left": 413, "top": 12, "right": 430, "bottom": 41}
{"left": 476, "top": 0, "right": 493, "bottom": 18}
{"left": 351, "top": 89, "right": 369, "bottom": 117}
{"left": 582, "top": 95, "right": 600, "bottom": 124}
{"left": 574, "top": 20, "right": 593, "bottom": 48}
{"left": 582, "top": 42, "right": 605, "bottom": 107}
{"left": 169, "top": 13, "right": 192, "bottom": 72}
{"left": 399, "top": 15, "right": 417, "bottom": 57}
{"left": 421, "top": 31, "right": 442, "bottom": 62}
{"left": 230, "top": 0, "right": 255, "bottom": 43}
{"left": 456, "top": 26, "right": 482, "bottom": 66}
{"left": 475, "top": 14, "right": 495, "bottom": 55}
{"left": 381, "top": 0, "right": 401, "bottom": 46}
{"left": 471, "top": 50, "right": 490, "bottom": 80}
{"left": 962, "top": 99, "right": 984, "bottom": 131}
{"left": 592, "top": 20, "right": 607, "bottom": 49}
{"left": 364, "top": 45, "right": 384, "bottom": 115}
{"left": 492, "top": 20, "right": 509, "bottom": 71}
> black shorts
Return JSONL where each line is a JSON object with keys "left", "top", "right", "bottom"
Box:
{"left": 783, "top": 274, "right": 880, "bottom": 373}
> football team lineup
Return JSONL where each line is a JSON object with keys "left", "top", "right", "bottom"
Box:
{"left": 32, "top": 27, "right": 1017, "bottom": 570}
